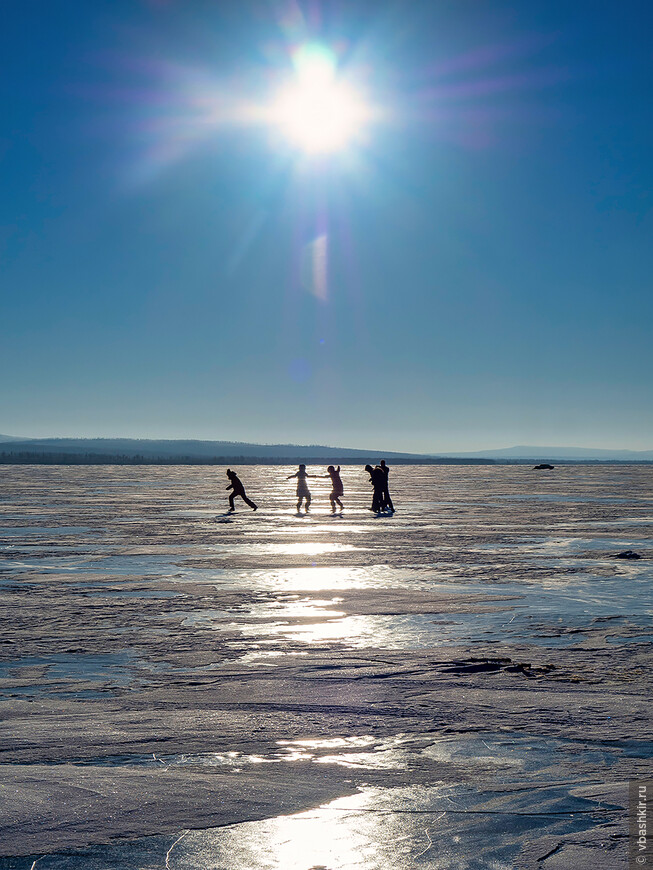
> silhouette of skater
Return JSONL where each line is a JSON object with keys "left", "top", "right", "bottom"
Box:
{"left": 287, "top": 464, "right": 313, "bottom": 512}
{"left": 323, "top": 465, "right": 344, "bottom": 513}
{"left": 226, "top": 469, "right": 257, "bottom": 512}
{"left": 379, "top": 459, "right": 394, "bottom": 512}
{"left": 364, "top": 464, "right": 385, "bottom": 513}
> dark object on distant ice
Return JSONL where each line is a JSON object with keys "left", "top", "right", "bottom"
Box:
{"left": 534, "top": 463, "right": 555, "bottom": 470}
{"left": 614, "top": 550, "right": 641, "bottom": 560}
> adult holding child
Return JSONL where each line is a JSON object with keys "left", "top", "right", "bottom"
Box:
{"left": 364, "top": 464, "right": 386, "bottom": 513}
{"left": 379, "top": 459, "right": 394, "bottom": 513}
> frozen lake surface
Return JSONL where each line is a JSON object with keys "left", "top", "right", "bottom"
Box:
{"left": 0, "top": 464, "right": 651, "bottom": 868}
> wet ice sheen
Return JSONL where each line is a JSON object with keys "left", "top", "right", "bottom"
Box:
{"left": 0, "top": 781, "right": 607, "bottom": 870}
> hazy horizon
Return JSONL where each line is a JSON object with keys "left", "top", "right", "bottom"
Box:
{"left": 2, "top": 429, "right": 652, "bottom": 456}
{"left": 2, "top": 1, "right": 652, "bottom": 450}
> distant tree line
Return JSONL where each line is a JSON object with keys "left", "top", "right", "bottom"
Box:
{"left": 0, "top": 451, "right": 494, "bottom": 466}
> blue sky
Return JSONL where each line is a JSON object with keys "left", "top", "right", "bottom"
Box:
{"left": 2, "top": 0, "right": 652, "bottom": 452}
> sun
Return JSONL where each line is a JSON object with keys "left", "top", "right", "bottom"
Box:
{"left": 270, "top": 44, "right": 370, "bottom": 154}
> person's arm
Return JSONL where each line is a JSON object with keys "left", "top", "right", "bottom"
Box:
{"left": 286, "top": 472, "right": 298, "bottom": 479}
{"left": 226, "top": 483, "right": 233, "bottom": 490}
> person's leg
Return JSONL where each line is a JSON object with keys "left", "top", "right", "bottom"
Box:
{"left": 243, "top": 494, "right": 257, "bottom": 510}
{"left": 384, "top": 490, "right": 394, "bottom": 511}
{"left": 228, "top": 493, "right": 236, "bottom": 511}
{"left": 305, "top": 492, "right": 311, "bottom": 512}
{"left": 335, "top": 496, "right": 343, "bottom": 510}
{"left": 329, "top": 492, "right": 336, "bottom": 512}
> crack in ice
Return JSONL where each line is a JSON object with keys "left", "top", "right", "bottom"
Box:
{"left": 165, "top": 830, "right": 189, "bottom": 869}
{"left": 414, "top": 820, "right": 441, "bottom": 859}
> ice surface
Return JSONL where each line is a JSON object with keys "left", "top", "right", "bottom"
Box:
{"left": 0, "top": 464, "right": 651, "bottom": 867}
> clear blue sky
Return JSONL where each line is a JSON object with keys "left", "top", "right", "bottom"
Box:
{"left": 2, "top": 0, "right": 652, "bottom": 452}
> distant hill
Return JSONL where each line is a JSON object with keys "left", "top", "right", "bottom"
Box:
{"left": 1, "top": 436, "right": 650, "bottom": 465}
{"left": 0, "top": 437, "right": 474, "bottom": 465}
{"left": 0, "top": 436, "right": 416, "bottom": 459}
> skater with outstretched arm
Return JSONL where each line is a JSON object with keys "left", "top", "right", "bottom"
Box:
{"left": 226, "top": 469, "right": 258, "bottom": 512}
{"left": 287, "top": 464, "right": 314, "bottom": 513}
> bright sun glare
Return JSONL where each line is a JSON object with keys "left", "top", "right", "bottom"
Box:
{"left": 271, "top": 44, "right": 369, "bottom": 153}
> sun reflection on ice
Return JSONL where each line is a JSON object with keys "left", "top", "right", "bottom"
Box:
{"left": 264, "top": 542, "right": 360, "bottom": 555}
{"left": 265, "top": 614, "right": 368, "bottom": 644}
{"left": 256, "top": 793, "right": 378, "bottom": 869}
{"left": 159, "top": 786, "right": 489, "bottom": 869}
{"left": 172, "top": 791, "right": 383, "bottom": 869}
{"left": 252, "top": 566, "right": 381, "bottom": 591}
